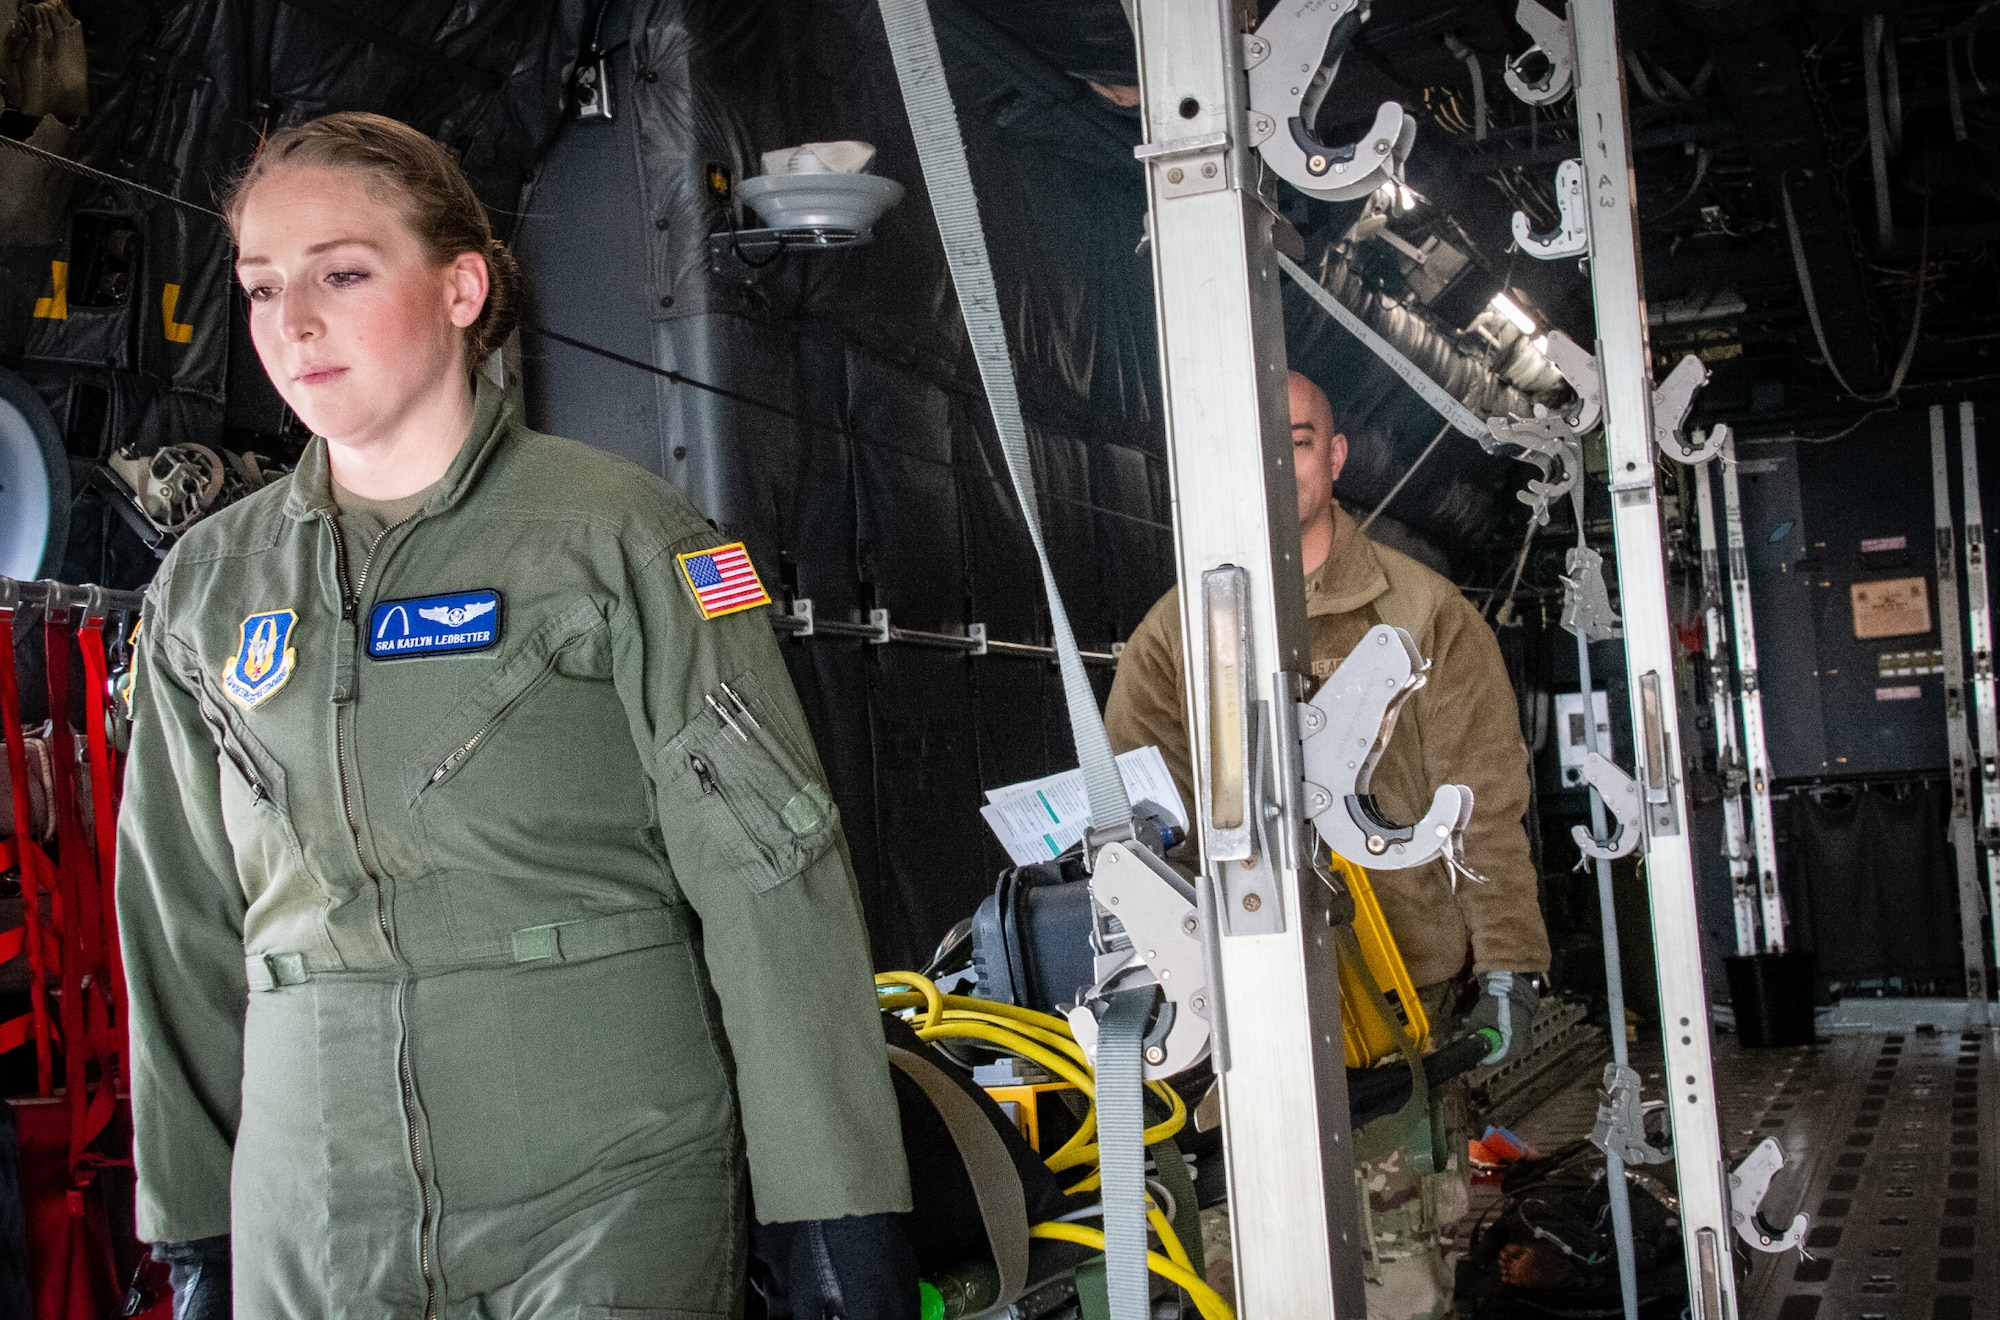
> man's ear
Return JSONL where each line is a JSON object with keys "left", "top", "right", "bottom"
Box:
{"left": 1327, "top": 431, "right": 1349, "bottom": 485}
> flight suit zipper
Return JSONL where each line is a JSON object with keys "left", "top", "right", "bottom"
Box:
{"left": 321, "top": 508, "right": 441, "bottom": 1320}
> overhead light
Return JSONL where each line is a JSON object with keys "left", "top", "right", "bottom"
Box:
{"left": 1490, "top": 291, "right": 1537, "bottom": 336}
{"left": 1533, "top": 334, "right": 1550, "bottom": 355}
{"left": 1396, "top": 184, "right": 1417, "bottom": 212}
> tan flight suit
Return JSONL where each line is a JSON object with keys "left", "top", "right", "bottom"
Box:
{"left": 1105, "top": 502, "right": 1550, "bottom": 1319}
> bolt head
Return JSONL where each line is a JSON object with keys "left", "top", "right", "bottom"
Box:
{"left": 1145, "top": 1046, "right": 1167, "bottom": 1065}
{"left": 1242, "top": 893, "right": 1262, "bottom": 912}
{"left": 1201, "top": 162, "right": 1217, "bottom": 178}
{"left": 1366, "top": 834, "right": 1388, "bottom": 855}
{"left": 1191, "top": 994, "right": 1207, "bottom": 1012}
{"left": 1308, "top": 153, "right": 1328, "bottom": 173}
{"left": 1168, "top": 167, "right": 1184, "bottom": 184}
{"left": 1181, "top": 915, "right": 1199, "bottom": 935}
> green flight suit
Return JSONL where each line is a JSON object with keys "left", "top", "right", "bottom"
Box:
{"left": 115, "top": 381, "right": 911, "bottom": 1320}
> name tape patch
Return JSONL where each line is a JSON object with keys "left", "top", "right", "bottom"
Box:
{"left": 368, "top": 589, "right": 503, "bottom": 660}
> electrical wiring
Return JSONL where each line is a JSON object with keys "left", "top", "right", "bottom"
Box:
{"left": 876, "top": 972, "right": 1213, "bottom": 1316}
{"left": 1029, "top": 1223, "right": 1234, "bottom": 1320}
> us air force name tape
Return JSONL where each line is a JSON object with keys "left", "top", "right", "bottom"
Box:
{"left": 368, "top": 589, "right": 505, "bottom": 660}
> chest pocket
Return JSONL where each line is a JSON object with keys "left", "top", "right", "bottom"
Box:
{"left": 402, "top": 598, "right": 610, "bottom": 803}
{"left": 659, "top": 669, "right": 838, "bottom": 895}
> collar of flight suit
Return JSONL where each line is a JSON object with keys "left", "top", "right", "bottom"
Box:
{"left": 1303, "top": 501, "right": 1390, "bottom": 619}
{"left": 281, "top": 375, "right": 514, "bottom": 522}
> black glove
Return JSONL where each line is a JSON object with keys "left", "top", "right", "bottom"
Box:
{"left": 753, "top": 1213, "right": 918, "bottom": 1320}
{"left": 151, "top": 1236, "right": 230, "bottom": 1320}
{"left": 1464, "top": 971, "right": 1541, "bottom": 1065}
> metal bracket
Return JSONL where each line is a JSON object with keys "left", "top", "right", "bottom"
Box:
{"left": 1560, "top": 546, "right": 1624, "bottom": 643}
{"left": 1135, "top": 131, "right": 1231, "bottom": 199}
{"left": 865, "top": 607, "right": 891, "bottom": 644}
{"left": 1503, "top": 0, "right": 1575, "bottom": 106}
{"left": 1072, "top": 840, "right": 1212, "bottom": 1080}
{"left": 1217, "top": 703, "right": 1286, "bottom": 936}
{"left": 1588, "top": 1062, "right": 1672, "bottom": 1166}
{"left": 1512, "top": 158, "right": 1588, "bottom": 260}
{"left": 967, "top": 622, "right": 988, "bottom": 656}
{"left": 1728, "top": 1138, "right": 1809, "bottom": 1255}
{"left": 1298, "top": 625, "right": 1477, "bottom": 874}
{"left": 1572, "top": 751, "right": 1643, "bottom": 863}
{"left": 1484, "top": 412, "right": 1584, "bottom": 526}
{"left": 788, "top": 598, "right": 815, "bottom": 636}
{"left": 1542, "top": 328, "right": 1602, "bottom": 435}
{"left": 1652, "top": 356, "right": 1725, "bottom": 464}
{"left": 1245, "top": 0, "right": 1416, "bottom": 202}
{"left": 573, "top": 54, "right": 613, "bottom": 121}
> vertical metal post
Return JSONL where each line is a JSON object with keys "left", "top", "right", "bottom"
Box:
{"left": 1569, "top": 5, "right": 1738, "bottom": 1316}
{"left": 1129, "top": 0, "right": 1364, "bottom": 1312}
{"left": 1566, "top": 482, "right": 1643, "bottom": 1320}
{"left": 1931, "top": 404, "right": 1990, "bottom": 1024}
{"left": 1719, "top": 438, "right": 1785, "bottom": 952}
{"left": 1693, "top": 460, "right": 1758, "bottom": 955}
{"left": 1961, "top": 403, "right": 2000, "bottom": 984}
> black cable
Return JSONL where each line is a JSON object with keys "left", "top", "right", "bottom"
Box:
{"left": 525, "top": 324, "right": 846, "bottom": 435}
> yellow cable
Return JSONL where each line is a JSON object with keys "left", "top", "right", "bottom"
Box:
{"left": 1147, "top": 1204, "right": 1193, "bottom": 1274}
{"left": 874, "top": 972, "right": 944, "bottom": 1029}
{"left": 1029, "top": 1222, "right": 1233, "bottom": 1320}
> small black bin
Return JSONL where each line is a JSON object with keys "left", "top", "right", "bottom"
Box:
{"left": 1725, "top": 951, "right": 1818, "bottom": 1047}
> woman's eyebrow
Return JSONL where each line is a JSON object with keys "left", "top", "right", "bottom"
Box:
{"left": 236, "top": 237, "right": 383, "bottom": 268}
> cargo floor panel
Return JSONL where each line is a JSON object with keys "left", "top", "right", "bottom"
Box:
{"left": 1455, "top": 1025, "right": 1996, "bottom": 1320}
{"left": 1732, "top": 1029, "right": 1997, "bottom": 1320}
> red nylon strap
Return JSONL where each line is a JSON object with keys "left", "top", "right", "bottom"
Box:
{"left": 41, "top": 608, "right": 120, "bottom": 1170}
{"left": 0, "top": 606, "right": 56, "bottom": 1095}
{"left": 76, "top": 612, "right": 129, "bottom": 1092}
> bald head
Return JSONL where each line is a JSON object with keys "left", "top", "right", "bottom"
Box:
{"left": 1289, "top": 371, "right": 1347, "bottom": 559}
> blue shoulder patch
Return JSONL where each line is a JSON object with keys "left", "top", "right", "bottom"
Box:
{"left": 368, "top": 589, "right": 504, "bottom": 660}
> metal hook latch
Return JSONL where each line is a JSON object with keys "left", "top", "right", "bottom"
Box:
{"left": 1244, "top": 0, "right": 1417, "bottom": 202}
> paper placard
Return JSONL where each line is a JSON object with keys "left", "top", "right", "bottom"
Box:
{"left": 978, "top": 746, "right": 1187, "bottom": 867}
{"left": 1849, "top": 577, "right": 1931, "bottom": 640}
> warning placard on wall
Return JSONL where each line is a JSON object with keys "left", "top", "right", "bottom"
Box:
{"left": 1850, "top": 577, "right": 1932, "bottom": 639}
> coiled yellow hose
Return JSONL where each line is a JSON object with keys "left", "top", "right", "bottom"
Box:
{"left": 878, "top": 972, "right": 1232, "bottom": 1320}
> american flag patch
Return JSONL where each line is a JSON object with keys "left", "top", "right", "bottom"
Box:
{"left": 675, "top": 542, "right": 771, "bottom": 620}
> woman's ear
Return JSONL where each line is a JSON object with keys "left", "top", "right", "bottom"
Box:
{"left": 445, "top": 250, "right": 491, "bottom": 330}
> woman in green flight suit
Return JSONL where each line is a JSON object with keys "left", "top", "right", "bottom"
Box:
{"left": 116, "top": 112, "right": 911, "bottom": 1319}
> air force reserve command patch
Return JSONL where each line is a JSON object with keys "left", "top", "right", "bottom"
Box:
{"left": 676, "top": 542, "right": 770, "bottom": 620}
{"left": 368, "top": 589, "right": 504, "bottom": 660}
{"left": 223, "top": 610, "right": 299, "bottom": 708}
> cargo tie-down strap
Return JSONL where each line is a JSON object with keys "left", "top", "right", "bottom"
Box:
{"left": 875, "top": 0, "right": 1148, "bottom": 1313}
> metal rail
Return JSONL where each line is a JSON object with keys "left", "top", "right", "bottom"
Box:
{"left": 768, "top": 600, "right": 1119, "bottom": 665}
{"left": 1569, "top": 5, "right": 1740, "bottom": 1315}
{"left": 0, "top": 578, "right": 148, "bottom": 617}
{"left": 1931, "top": 404, "right": 1991, "bottom": 1023}
{"left": 1719, "top": 439, "right": 1785, "bottom": 952}
{"left": 1693, "top": 460, "right": 1758, "bottom": 955}
{"left": 1130, "top": 0, "right": 1365, "bottom": 1312}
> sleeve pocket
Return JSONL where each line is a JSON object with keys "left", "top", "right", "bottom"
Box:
{"left": 660, "top": 679, "right": 840, "bottom": 895}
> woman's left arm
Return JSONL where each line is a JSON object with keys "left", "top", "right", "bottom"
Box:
{"left": 611, "top": 534, "right": 912, "bottom": 1226}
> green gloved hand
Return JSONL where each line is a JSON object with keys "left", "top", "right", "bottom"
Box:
{"left": 1465, "top": 971, "right": 1541, "bottom": 1065}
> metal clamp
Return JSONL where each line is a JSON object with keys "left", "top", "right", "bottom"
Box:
{"left": 1572, "top": 751, "right": 1643, "bottom": 863}
{"left": 1560, "top": 546, "right": 1623, "bottom": 643}
{"left": 1245, "top": 0, "right": 1416, "bottom": 203}
{"left": 1542, "top": 328, "right": 1602, "bottom": 434}
{"left": 1588, "top": 1062, "right": 1672, "bottom": 1166}
{"left": 1652, "top": 356, "right": 1726, "bottom": 464}
{"left": 1729, "top": 1138, "right": 1809, "bottom": 1255}
{"left": 1484, "top": 412, "right": 1585, "bottom": 526}
{"left": 1512, "top": 158, "right": 1588, "bottom": 260}
{"left": 1502, "top": 0, "right": 1574, "bottom": 106}
{"left": 1070, "top": 840, "right": 1213, "bottom": 1081}
{"left": 1298, "top": 625, "right": 1477, "bottom": 875}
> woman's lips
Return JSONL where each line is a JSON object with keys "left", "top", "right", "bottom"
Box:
{"left": 294, "top": 366, "right": 348, "bottom": 386}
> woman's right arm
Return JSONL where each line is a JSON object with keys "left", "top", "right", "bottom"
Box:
{"left": 116, "top": 594, "right": 251, "bottom": 1245}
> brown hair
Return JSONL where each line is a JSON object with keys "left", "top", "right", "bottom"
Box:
{"left": 223, "top": 111, "right": 523, "bottom": 367}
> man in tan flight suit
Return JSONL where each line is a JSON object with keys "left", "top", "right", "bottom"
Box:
{"left": 1105, "top": 371, "right": 1552, "bottom": 1320}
